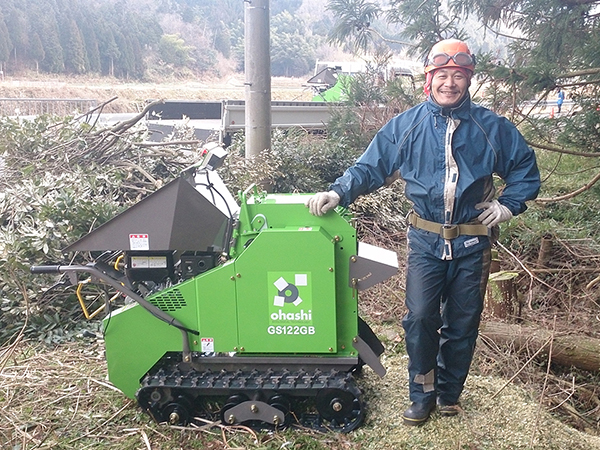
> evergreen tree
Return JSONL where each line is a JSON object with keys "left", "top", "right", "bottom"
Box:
{"left": 40, "top": 13, "right": 65, "bottom": 73}
{"left": 6, "top": 6, "right": 28, "bottom": 65}
{"left": 0, "top": 13, "right": 12, "bottom": 73}
{"left": 0, "top": 0, "right": 332, "bottom": 79}
{"left": 97, "top": 22, "right": 121, "bottom": 77}
{"left": 114, "top": 31, "right": 135, "bottom": 78}
{"left": 326, "top": 0, "right": 383, "bottom": 54}
{"left": 28, "top": 32, "right": 45, "bottom": 72}
{"left": 386, "top": 0, "right": 466, "bottom": 56}
{"left": 271, "top": 11, "right": 316, "bottom": 77}
{"left": 64, "top": 18, "right": 87, "bottom": 74}
{"left": 195, "top": 0, "right": 244, "bottom": 64}
{"left": 272, "top": 32, "right": 316, "bottom": 77}
{"left": 81, "top": 23, "right": 101, "bottom": 74}
{"left": 213, "top": 25, "right": 232, "bottom": 59}
{"left": 130, "top": 37, "right": 145, "bottom": 79}
{"left": 159, "top": 34, "right": 194, "bottom": 67}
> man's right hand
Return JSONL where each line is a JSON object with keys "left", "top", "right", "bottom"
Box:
{"left": 305, "top": 191, "right": 340, "bottom": 216}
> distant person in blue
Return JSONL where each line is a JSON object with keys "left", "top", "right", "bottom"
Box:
{"left": 306, "top": 39, "right": 541, "bottom": 426}
{"left": 557, "top": 88, "right": 565, "bottom": 113}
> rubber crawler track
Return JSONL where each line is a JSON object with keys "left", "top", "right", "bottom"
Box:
{"left": 136, "top": 353, "right": 365, "bottom": 432}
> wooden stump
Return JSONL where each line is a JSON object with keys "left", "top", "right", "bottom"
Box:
{"left": 485, "top": 271, "right": 520, "bottom": 320}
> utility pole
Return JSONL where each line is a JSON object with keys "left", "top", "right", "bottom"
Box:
{"left": 244, "top": 0, "right": 271, "bottom": 158}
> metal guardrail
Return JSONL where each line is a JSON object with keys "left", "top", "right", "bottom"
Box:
{"left": 145, "top": 100, "right": 337, "bottom": 144}
{"left": 0, "top": 98, "right": 98, "bottom": 117}
{"left": 222, "top": 100, "right": 334, "bottom": 131}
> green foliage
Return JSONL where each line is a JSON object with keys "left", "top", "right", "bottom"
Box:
{"left": 5, "top": 7, "right": 26, "bottom": 63}
{"left": 38, "top": 12, "right": 65, "bottom": 73}
{"left": 326, "top": 0, "right": 382, "bottom": 54}
{"left": 0, "top": 0, "right": 332, "bottom": 79}
{"left": 0, "top": 0, "right": 162, "bottom": 78}
{"left": 327, "top": 104, "right": 374, "bottom": 150}
{"left": 159, "top": 34, "right": 195, "bottom": 68}
{"left": 0, "top": 12, "right": 12, "bottom": 64}
{"left": 63, "top": 18, "right": 87, "bottom": 74}
{"left": 271, "top": 11, "right": 317, "bottom": 77}
{"left": 81, "top": 23, "right": 101, "bottom": 73}
{"left": 0, "top": 113, "right": 197, "bottom": 346}
{"left": 325, "top": 61, "right": 422, "bottom": 150}
{"left": 0, "top": 172, "right": 121, "bottom": 344}
{"left": 387, "top": 0, "right": 468, "bottom": 56}
{"left": 213, "top": 26, "right": 232, "bottom": 59}
{"left": 28, "top": 32, "right": 45, "bottom": 68}
{"left": 220, "top": 129, "right": 362, "bottom": 194}
{"left": 555, "top": 96, "right": 600, "bottom": 151}
{"left": 499, "top": 146, "right": 600, "bottom": 263}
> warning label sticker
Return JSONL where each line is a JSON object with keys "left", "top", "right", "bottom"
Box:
{"left": 129, "top": 234, "right": 149, "bottom": 250}
{"left": 201, "top": 337, "right": 214, "bottom": 353}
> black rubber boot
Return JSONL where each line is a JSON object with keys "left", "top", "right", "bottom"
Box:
{"left": 402, "top": 401, "right": 436, "bottom": 426}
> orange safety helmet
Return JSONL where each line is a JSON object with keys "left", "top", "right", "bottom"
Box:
{"left": 424, "top": 39, "right": 476, "bottom": 74}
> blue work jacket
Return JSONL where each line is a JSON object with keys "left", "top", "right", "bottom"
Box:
{"left": 329, "top": 95, "right": 541, "bottom": 260}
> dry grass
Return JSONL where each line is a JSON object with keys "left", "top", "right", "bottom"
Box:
{"left": 2, "top": 76, "right": 600, "bottom": 448}
{"left": 359, "top": 336, "right": 600, "bottom": 450}
{"left": 0, "top": 74, "right": 314, "bottom": 113}
{"left": 2, "top": 334, "right": 600, "bottom": 450}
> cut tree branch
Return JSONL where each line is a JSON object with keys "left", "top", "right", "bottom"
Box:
{"left": 93, "top": 99, "right": 164, "bottom": 136}
{"left": 138, "top": 140, "right": 201, "bottom": 147}
{"left": 527, "top": 140, "right": 600, "bottom": 158}
{"left": 535, "top": 169, "right": 600, "bottom": 203}
{"left": 481, "top": 320, "right": 600, "bottom": 372}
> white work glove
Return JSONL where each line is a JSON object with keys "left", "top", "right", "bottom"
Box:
{"left": 306, "top": 190, "right": 340, "bottom": 216}
{"left": 475, "top": 200, "right": 513, "bottom": 228}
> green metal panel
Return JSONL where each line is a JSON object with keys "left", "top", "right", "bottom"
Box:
{"left": 234, "top": 193, "right": 359, "bottom": 356}
{"left": 235, "top": 227, "right": 337, "bottom": 353}
{"left": 234, "top": 193, "right": 358, "bottom": 356}
{"left": 194, "top": 260, "right": 239, "bottom": 353}
{"left": 332, "top": 229, "right": 359, "bottom": 357}
{"left": 103, "top": 277, "right": 199, "bottom": 398}
{"left": 103, "top": 303, "right": 184, "bottom": 398}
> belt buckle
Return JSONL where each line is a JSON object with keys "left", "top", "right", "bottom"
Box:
{"left": 440, "top": 224, "right": 459, "bottom": 239}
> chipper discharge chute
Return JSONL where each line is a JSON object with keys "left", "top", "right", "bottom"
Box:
{"left": 31, "top": 147, "right": 398, "bottom": 432}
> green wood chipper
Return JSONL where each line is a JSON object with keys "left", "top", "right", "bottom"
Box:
{"left": 31, "top": 145, "right": 398, "bottom": 432}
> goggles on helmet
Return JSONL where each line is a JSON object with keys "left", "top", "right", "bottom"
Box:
{"left": 426, "top": 52, "right": 475, "bottom": 69}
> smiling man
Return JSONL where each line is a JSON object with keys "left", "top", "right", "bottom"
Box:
{"left": 306, "top": 39, "right": 541, "bottom": 426}
{"left": 424, "top": 40, "right": 474, "bottom": 108}
{"left": 430, "top": 68, "right": 469, "bottom": 107}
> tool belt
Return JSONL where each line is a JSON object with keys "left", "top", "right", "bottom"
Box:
{"left": 407, "top": 211, "right": 490, "bottom": 240}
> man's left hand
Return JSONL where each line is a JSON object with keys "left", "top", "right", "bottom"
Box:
{"left": 475, "top": 200, "right": 513, "bottom": 227}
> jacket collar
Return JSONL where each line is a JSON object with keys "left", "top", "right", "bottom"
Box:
{"left": 426, "top": 93, "right": 472, "bottom": 120}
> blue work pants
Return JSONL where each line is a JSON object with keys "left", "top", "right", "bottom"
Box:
{"left": 402, "top": 246, "right": 491, "bottom": 405}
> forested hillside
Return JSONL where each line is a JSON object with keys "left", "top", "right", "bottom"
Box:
{"left": 0, "top": 0, "right": 333, "bottom": 79}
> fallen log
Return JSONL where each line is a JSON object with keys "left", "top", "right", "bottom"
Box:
{"left": 479, "top": 321, "right": 600, "bottom": 372}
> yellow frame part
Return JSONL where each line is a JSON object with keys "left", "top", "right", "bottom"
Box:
{"left": 76, "top": 278, "right": 120, "bottom": 320}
